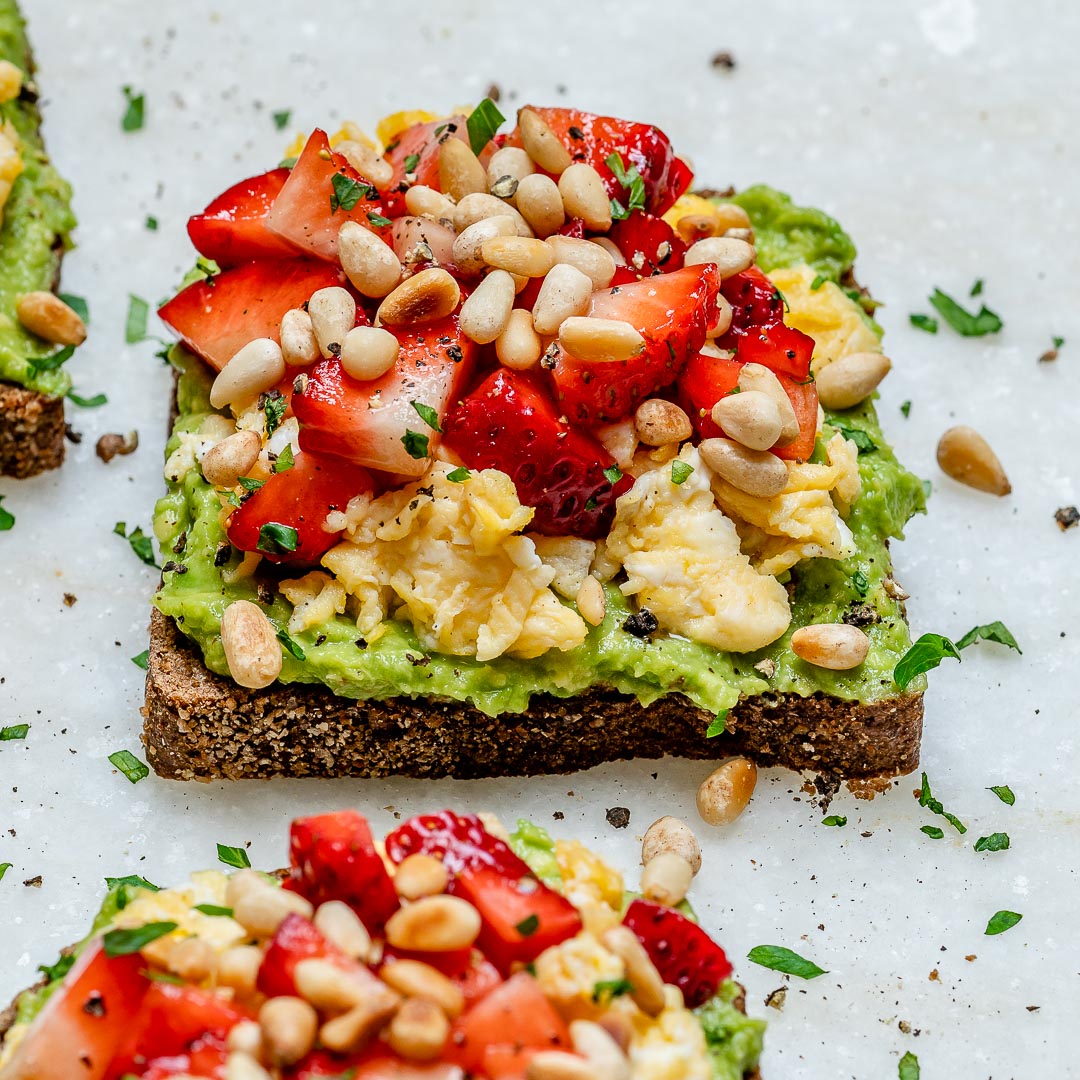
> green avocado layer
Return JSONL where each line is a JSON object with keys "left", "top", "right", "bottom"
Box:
{"left": 153, "top": 186, "right": 926, "bottom": 719}
{"left": 0, "top": 0, "right": 77, "bottom": 397}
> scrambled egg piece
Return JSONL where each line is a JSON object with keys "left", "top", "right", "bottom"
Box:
{"left": 713, "top": 433, "right": 861, "bottom": 577}
{"left": 768, "top": 264, "right": 881, "bottom": 372}
{"left": 0, "top": 120, "right": 22, "bottom": 218}
{"left": 280, "top": 571, "right": 347, "bottom": 635}
{"left": 555, "top": 839, "right": 624, "bottom": 935}
{"left": 605, "top": 447, "right": 791, "bottom": 652}
{"left": 533, "top": 931, "right": 625, "bottom": 1022}
{"left": 531, "top": 536, "right": 596, "bottom": 600}
{"left": 614, "top": 986, "right": 712, "bottom": 1080}
{"left": 323, "top": 462, "right": 588, "bottom": 661}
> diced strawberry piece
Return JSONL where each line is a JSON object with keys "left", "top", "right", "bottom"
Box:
{"left": 623, "top": 898, "right": 733, "bottom": 1009}
{"left": 266, "top": 129, "right": 389, "bottom": 262}
{"left": 442, "top": 369, "right": 632, "bottom": 539}
{"left": 385, "top": 811, "right": 526, "bottom": 877}
{"left": 556, "top": 217, "right": 586, "bottom": 239}
{"left": 158, "top": 258, "right": 345, "bottom": 372}
{"left": 294, "top": 317, "right": 477, "bottom": 479}
{"left": 258, "top": 914, "right": 350, "bottom": 999}
{"left": 769, "top": 377, "right": 819, "bottom": 463}
{"left": 551, "top": 263, "right": 720, "bottom": 425}
{"left": 288, "top": 1048, "right": 465, "bottom": 1079}
{"left": 729, "top": 321, "right": 814, "bottom": 382}
{"left": 140, "top": 1043, "right": 229, "bottom": 1080}
{"left": 285, "top": 811, "right": 400, "bottom": 932}
{"left": 449, "top": 955, "right": 503, "bottom": 1008}
{"left": 381, "top": 116, "right": 468, "bottom": 216}
{"left": 186, "top": 168, "right": 301, "bottom": 268}
{"left": 124, "top": 983, "right": 252, "bottom": 1064}
{"left": 606, "top": 212, "right": 685, "bottom": 278}
{"left": 226, "top": 447, "right": 375, "bottom": 565}
{"left": 721, "top": 266, "right": 786, "bottom": 334}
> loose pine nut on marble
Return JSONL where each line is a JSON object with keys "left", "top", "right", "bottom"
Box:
{"left": 642, "top": 816, "right": 701, "bottom": 875}
{"left": 936, "top": 425, "right": 1011, "bottom": 496}
{"left": 696, "top": 757, "right": 757, "bottom": 826}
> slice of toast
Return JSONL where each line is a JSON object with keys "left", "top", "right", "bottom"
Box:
{"left": 0, "top": 379, "right": 64, "bottom": 477}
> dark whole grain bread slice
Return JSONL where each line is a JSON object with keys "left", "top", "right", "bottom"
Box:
{"left": 0, "top": 379, "right": 65, "bottom": 477}
{"left": 143, "top": 607, "right": 921, "bottom": 789}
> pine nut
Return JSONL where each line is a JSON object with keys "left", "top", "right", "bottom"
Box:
{"left": 225, "top": 1021, "right": 263, "bottom": 1057}
{"left": 384, "top": 895, "right": 481, "bottom": 952}
{"left": 590, "top": 237, "right": 626, "bottom": 266}
{"left": 642, "top": 816, "right": 701, "bottom": 875}
{"left": 16, "top": 291, "right": 87, "bottom": 346}
{"left": 684, "top": 236, "right": 755, "bottom": 278}
{"left": 225, "top": 1052, "right": 272, "bottom": 1080}
{"left": 220, "top": 599, "right": 283, "bottom": 691}
{"left": 546, "top": 235, "right": 616, "bottom": 289}
{"left": 477, "top": 812, "right": 510, "bottom": 842}
{"left": 313, "top": 901, "right": 372, "bottom": 961}
{"left": 558, "top": 163, "right": 612, "bottom": 232}
{"left": 319, "top": 987, "right": 400, "bottom": 1054}
{"left": 280, "top": 308, "right": 320, "bottom": 367}
{"left": 166, "top": 936, "right": 217, "bottom": 982}
{"left": 675, "top": 213, "right": 723, "bottom": 243}
{"left": 706, "top": 294, "right": 734, "bottom": 338}
{"left": 486, "top": 146, "right": 535, "bottom": 194}
{"left": 260, "top": 997, "right": 318, "bottom": 1066}
{"left": 307, "top": 286, "right": 357, "bottom": 358}
{"left": 218, "top": 945, "right": 263, "bottom": 995}
{"left": 336, "top": 139, "right": 394, "bottom": 190}
{"left": 696, "top": 758, "right": 757, "bottom": 827}
{"left": 633, "top": 399, "right": 692, "bottom": 447}
{"left": 454, "top": 192, "right": 532, "bottom": 235}
{"left": 596, "top": 1012, "right": 633, "bottom": 1055}
{"left": 338, "top": 222, "right": 401, "bottom": 299}
{"left": 518, "top": 108, "right": 573, "bottom": 174}
{"left": 340, "top": 326, "right": 400, "bottom": 382}
{"left": 225, "top": 868, "right": 266, "bottom": 907}
{"left": 201, "top": 429, "right": 263, "bottom": 488}
{"left": 526, "top": 1052, "right": 594, "bottom": 1080}
{"left": 394, "top": 853, "right": 450, "bottom": 900}
{"left": 387, "top": 997, "right": 450, "bottom": 1061}
{"left": 481, "top": 236, "right": 554, "bottom": 278}
{"left": 438, "top": 137, "right": 488, "bottom": 202}
{"left": 816, "top": 351, "right": 892, "bottom": 410}
{"left": 791, "top": 623, "right": 871, "bottom": 671}
{"left": 601, "top": 926, "right": 666, "bottom": 1018}
{"left": 379, "top": 959, "right": 465, "bottom": 1019}
{"left": 404, "top": 185, "right": 457, "bottom": 222}
{"left": 736, "top": 363, "right": 799, "bottom": 444}
{"left": 496, "top": 308, "right": 543, "bottom": 371}
{"left": 699, "top": 437, "right": 789, "bottom": 497}
{"left": 516, "top": 173, "right": 566, "bottom": 238}
{"left": 725, "top": 226, "right": 755, "bottom": 242}
{"left": 377, "top": 268, "right": 460, "bottom": 326}
{"left": 641, "top": 851, "right": 694, "bottom": 907}
{"left": 294, "top": 957, "right": 374, "bottom": 1013}
{"left": 712, "top": 390, "right": 783, "bottom": 451}
{"left": 233, "top": 883, "right": 313, "bottom": 937}
{"left": 452, "top": 215, "right": 519, "bottom": 277}
{"left": 210, "top": 338, "right": 285, "bottom": 409}
{"left": 532, "top": 265, "right": 595, "bottom": 336}
{"left": 575, "top": 575, "right": 605, "bottom": 627}
{"left": 714, "top": 203, "right": 752, "bottom": 231}
{"left": 936, "top": 425, "right": 1011, "bottom": 495}
{"left": 569, "top": 1020, "right": 631, "bottom": 1080}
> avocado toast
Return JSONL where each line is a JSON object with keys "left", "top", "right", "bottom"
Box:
{"left": 0, "top": 0, "right": 78, "bottom": 479}
{"left": 143, "top": 104, "right": 926, "bottom": 786}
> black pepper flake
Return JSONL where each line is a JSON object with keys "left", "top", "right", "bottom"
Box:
{"left": 213, "top": 543, "right": 232, "bottom": 567}
{"left": 568, "top": 125, "right": 585, "bottom": 140}
{"left": 842, "top": 603, "right": 879, "bottom": 628}
{"left": 327, "top": 341, "right": 342, "bottom": 357}
{"left": 622, "top": 609, "right": 659, "bottom": 638}
{"left": 711, "top": 50, "right": 737, "bottom": 70}
{"left": 257, "top": 582, "right": 274, "bottom": 606}
{"left": 293, "top": 373, "right": 309, "bottom": 395}
{"left": 1055, "top": 506, "right": 1079, "bottom": 531}
{"left": 406, "top": 653, "right": 431, "bottom": 667}
{"left": 161, "top": 560, "right": 188, "bottom": 575}
{"left": 553, "top": 811, "right": 564, "bottom": 820}
{"left": 64, "top": 424, "right": 82, "bottom": 444}
{"left": 605, "top": 806, "right": 631, "bottom": 829}
{"left": 355, "top": 638, "right": 368, "bottom": 650}
{"left": 315, "top": 634, "right": 327, "bottom": 646}
{"left": 82, "top": 993, "right": 106, "bottom": 1017}
{"left": 446, "top": 344, "right": 464, "bottom": 363}
{"left": 173, "top": 531, "right": 188, "bottom": 555}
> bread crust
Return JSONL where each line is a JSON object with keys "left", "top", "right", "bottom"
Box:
{"left": 0, "top": 380, "right": 64, "bottom": 477}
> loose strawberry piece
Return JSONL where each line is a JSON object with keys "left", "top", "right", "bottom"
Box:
{"left": 385, "top": 811, "right": 525, "bottom": 877}
{"left": 158, "top": 258, "right": 345, "bottom": 372}
{"left": 226, "top": 447, "right": 375, "bottom": 565}
{"left": 186, "top": 168, "right": 301, "bottom": 268}
{"left": 606, "top": 212, "right": 686, "bottom": 278}
{"left": 257, "top": 914, "right": 347, "bottom": 999}
{"left": 552, "top": 263, "right": 720, "bottom": 425}
{"left": 266, "top": 129, "right": 389, "bottom": 262}
{"left": 285, "top": 811, "right": 400, "bottom": 932}
{"left": 623, "top": 898, "right": 732, "bottom": 1009}
{"left": 381, "top": 116, "right": 468, "bottom": 216}
{"left": 442, "top": 369, "right": 632, "bottom": 539}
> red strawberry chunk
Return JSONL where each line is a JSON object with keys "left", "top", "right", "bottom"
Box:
{"left": 257, "top": 913, "right": 346, "bottom": 999}
{"left": 384, "top": 811, "right": 525, "bottom": 877}
{"left": 728, "top": 321, "right": 814, "bottom": 382}
{"left": 381, "top": 116, "right": 468, "bottom": 216}
{"left": 721, "top": 266, "right": 786, "bottom": 335}
{"left": 606, "top": 212, "right": 686, "bottom": 278}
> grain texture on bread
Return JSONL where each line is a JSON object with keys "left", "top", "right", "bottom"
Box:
{"left": 0, "top": 380, "right": 64, "bottom": 477}
{"left": 143, "top": 607, "right": 922, "bottom": 787}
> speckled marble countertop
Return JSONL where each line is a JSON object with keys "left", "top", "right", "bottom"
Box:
{"left": 1, "top": 2, "right": 1077, "bottom": 1077}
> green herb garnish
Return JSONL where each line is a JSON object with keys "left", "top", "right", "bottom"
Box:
{"left": 605, "top": 152, "right": 646, "bottom": 214}
{"left": 194, "top": 903, "right": 234, "bottom": 917}
{"left": 262, "top": 389, "right": 288, "bottom": 436}
{"left": 446, "top": 467, "right": 471, "bottom": 483}
{"left": 671, "top": 460, "right": 694, "bottom": 485}
{"left": 899, "top": 1051, "right": 920, "bottom": 1080}
{"left": 900, "top": 400, "right": 912, "bottom": 418}
{"left": 272, "top": 109, "right": 292, "bottom": 131}
{"left": 746, "top": 945, "right": 827, "bottom": 980}
{"left": 984, "top": 910, "right": 1022, "bottom": 936}
{"left": 105, "top": 874, "right": 160, "bottom": 893}
{"left": 330, "top": 173, "right": 370, "bottom": 214}
{"left": 988, "top": 785, "right": 1015, "bottom": 806}
{"left": 831, "top": 423, "right": 877, "bottom": 454}
{"left": 273, "top": 444, "right": 295, "bottom": 473}
{"left": 466, "top": 98, "right": 506, "bottom": 155}
{"left": 918, "top": 772, "right": 966, "bottom": 835}
{"left": 144, "top": 215, "right": 158, "bottom": 231}
{"left": 0, "top": 496, "right": 12, "bottom": 532}
{"left": 257, "top": 522, "right": 298, "bottom": 555}
{"left": 0, "top": 863, "right": 11, "bottom": 882}
{"left": 237, "top": 477, "right": 265, "bottom": 492}
{"left": 515, "top": 914, "right": 540, "bottom": 937}
{"left": 603, "top": 465, "right": 623, "bottom": 485}
{"left": 121, "top": 86, "right": 145, "bottom": 132}
{"left": 367, "top": 211, "right": 392, "bottom": 228}
{"left": 38, "top": 954, "right": 75, "bottom": 982}
{"left": 894, "top": 633, "right": 961, "bottom": 690}
{"left": 909, "top": 313, "right": 938, "bottom": 334}
{"left": 403, "top": 153, "right": 420, "bottom": 175}
{"left": 114, "top": 522, "right": 158, "bottom": 568}
{"left": 810, "top": 274, "right": 826, "bottom": 291}
{"left": 67, "top": 389, "right": 108, "bottom": 408}
{"left": 125, "top": 295, "right": 149, "bottom": 344}
{"left": 401, "top": 430, "right": 430, "bottom": 459}
{"left": 970, "top": 278, "right": 984, "bottom": 297}
{"left": 955, "top": 620, "right": 1021, "bottom": 653}
{"left": 929, "top": 287, "right": 1002, "bottom": 336}
{"left": 822, "top": 815, "right": 847, "bottom": 827}
{"left": 609, "top": 197, "right": 629, "bottom": 221}
{"left": 411, "top": 401, "right": 443, "bottom": 432}
{"left": 58, "top": 293, "right": 89, "bottom": 324}
{"left": 277, "top": 629, "right": 306, "bottom": 661}
{"left": 974, "top": 832, "right": 1010, "bottom": 852}
{"left": 706, "top": 710, "right": 727, "bottom": 738}
{"left": 131, "top": 650, "right": 150, "bottom": 670}
{"left": 103, "top": 922, "right": 176, "bottom": 957}
{"left": 28, "top": 344, "right": 75, "bottom": 378}
{"left": 592, "top": 978, "right": 634, "bottom": 1003}
{"left": 108, "top": 750, "right": 149, "bottom": 784}
{"left": 920, "top": 825, "right": 944, "bottom": 839}
{"left": 851, "top": 570, "right": 869, "bottom": 597}
{"left": 0, "top": 724, "right": 29, "bottom": 741}
{"left": 217, "top": 844, "right": 251, "bottom": 869}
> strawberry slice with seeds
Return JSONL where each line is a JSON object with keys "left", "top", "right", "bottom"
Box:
{"left": 257, "top": 914, "right": 348, "bottom": 998}
{"left": 606, "top": 212, "right": 686, "bottom": 278}
{"left": 721, "top": 266, "right": 786, "bottom": 334}
{"left": 623, "top": 898, "right": 733, "bottom": 1008}
{"left": 381, "top": 115, "right": 469, "bottom": 216}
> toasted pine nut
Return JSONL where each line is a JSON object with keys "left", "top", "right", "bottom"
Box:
{"left": 220, "top": 599, "right": 283, "bottom": 691}
{"left": 384, "top": 895, "right": 481, "bottom": 952}
{"left": 259, "top": 997, "right": 318, "bottom": 1066}
{"left": 595, "top": 1012, "right": 633, "bottom": 1055}
{"left": 388, "top": 997, "right": 450, "bottom": 1062}
{"left": 294, "top": 957, "right": 373, "bottom": 1013}
{"left": 816, "top": 351, "right": 892, "bottom": 410}
{"left": 314, "top": 901, "right": 372, "bottom": 961}
{"left": 725, "top": 226, "right": 755, "bottom": 242}
{"left": 225, "top": 1051, "right": 272, "bottom": 1080}
{"left": 713, "top": 203, "right": 752, "bottom": 232}
{"left": 379, "top": 958, "right": 465, "bottom": 1019}
{"left": 224, "top": 868, "right": 266, "bottom": 907}
{"left": 590, "top": 237, "right": 626, "bottom": 266}
{"left": 454, "top": 192, "right": 532, "bottom": 235}
{"left": 280, "top": 308, "right": 320, "bottom": 367}
{"left": 558, "top": 163, "right": 612, "bottom": 232}
{"left": 675, "top": 213, "right": 724, "bottom": 243}
{"left": 225, "top": 1020, "right": 263, "bottom": 1057}
{"left": 526, "top": 1052, "right": 594, "bottom": 1080}
{"left": 496, "top": 308, "right": 543, "bottom": 371}
{"left": 452, "top": 215, "right": 518, "bottom": 277}
{"left": 706, "top": 294, "right": 734, "bottom": 338}
{"left": 439, "top": 137, "right": 488, "bottom": 202}
{"left": 338, "top": 222, "right": 401, "bottom": 298}
{"left": 308, "top": 286, "right": 357, "bottom": 357}
{"left": 791, "top": 623, "right": 871, "bottom": 671}
{"left": 575, "top": 575, "right": 605, "bottom": 627}
{"left": 319, "top": 987, "right": 400, "bottom": 1054}
{"left": 201, "top": 429, "right": 263, "bottom": 488}
{"left": 569, "top": 1019, "right": 631, "bottom": 1080}
{"left": 487, "top": 146, "right": 535, "bottom": 193}
{"left": 481, "top": 236, "right": 554, "bottom": 278}
{"left": 233, "top": 883, "right": 313, "bottom": 938}
{"left": 712, "top": 390, "right": 783, "bottom": 451}
{"left": 685, "top": 236, "right": 755, "bottom": 278}
{"left": 336, "top": 139, "right": 394, "bottom": 190}
{"left": 210, "top": 338, "right": 285, "bottom": 409}
{"left": 377, "top": 268, "right": 460, "bottom": 326}
{"left": 545, "top": 235, "right": 616, "bottom": 289}
{"left": 394, "top": 853, "right": 450, "bottom": 900}
{"left": 404, "top": 185, "right": 457, "bottom": 222}
{"left": 641, "top": 851, "right": 694, "bottom": 907}
{"left": 936, "top": 425, "right": 1011, "bottom": 495}
{"left": 736, "top": 363, "right": 799, "bottom": 444}
{"left": 696, "top": 757, "right": 757, "bottom": 827}
{"left": 519, "top": 108, "right": 573, "bottom": 174}
{"left": 218, "top": 945, "right": 263, "bottom": 995}
{"left": 633, "top": 399, "right": 692, "bottom": 447}
{"left": 516, "top": 173, "right": 566, "bottom": 238}
{"left": 166, "top": 936, "right": 217, "bottom": 982}
{"left": 601, "top": 926, "right": 666, "bottom": 1018}
{"left": 16, "top": 291, "right": 87, "bottom": 346}
{"left": 699, "top": 437, "right": 789, "bottom": 498}
{"left": 532, "top": 265, "right": 596, "bottom": 336}
{"left": 642, "top": 816, "right": 701, "bottom": 875}
{"left": 340, "top": 325, "right": 400, "bottom": 381}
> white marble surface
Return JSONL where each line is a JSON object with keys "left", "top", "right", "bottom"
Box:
{"left": 1, "top": 2, "right": 1077, "bottom": 1077}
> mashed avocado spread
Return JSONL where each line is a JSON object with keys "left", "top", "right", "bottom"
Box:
{"left": 153, "top": 186, "right": 926, "bottom": 719}
{"left": 0, "top": 0, "right": 77, "bottom": 397}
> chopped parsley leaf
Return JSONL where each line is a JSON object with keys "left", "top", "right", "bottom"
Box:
{"left": 194, "top": 903, "right": 234, "bottom": 917}
{"left": 217, "top": 844, "right": 251, "bottom": 869}
{"left": 894, "top": 633, "right": 961, "bottom": 689}
{"left": 900, "top": 400, "right": 912, "bottom": 418}
{"left": 67, "top": 389, "right": 108, "bottom": 408}
{"left": 592, "top": 978, "right": 634, "bottom": 1003}
{"left": 120, "top": 86, "right": 145, "bottom": 132}
{"left": 403, "top": 153, "right": 420, "bottom": 175}
{"left": 144, "top": 215, "right": 158, "bottom": 231}
{"left": 237, "top": 477, "right": 265, "bottom": 493}
{"left": 277, "top": 629, "right": 306, "bottom": 661}
{"left": 446, "top": 467, "right": 471, "bottom": 483}
{"left": 984, "top": 910, "right": 1022, "bottom": 936}
{"left": 974, "top": 832, "right": 1010, "bottom": 852}
{"left": 330, "top": 173, "right": 370, "bottom": 214}
{"left": 401, "top": 430, "right": 430, "bottom": 459}
{"left": 367, "top": 211, "right": 392, "bottom": 228}
{"left": 609, "top": 196, "right": 629, "bottom": 221}
{"left": 0, "top": 863, "right": 10, "bottom": 882}
{"left": 58, "top": 292, "right": 89, "bottom": 324}
{"left": 466, "top": 98, "right": 506, "bottom": 155}
{"left": 131, "top": 650, "right": 150, "bottom": 670}
{"left": 515, "top": 914, "right": 540, "bottom": 937}
{"left": 28, "top": 344, "right": 75, "bottom": 378}
{"left": 584, "top": 497, "right": 598, "bottom": 511}
{"left": 38, "top": 954, "right": 75, "bottom": 982}
{"left": 746, "top": 945, "right": 827, "bottom": 979}
{"left": 125, "top": 295, "right": 149, "bottom": 343}
{"left": 0, "top": 496, "right": 12, "bottom": 532}
{"left": 851, "top": 570, "right": 869, "bottom": 597}
{"left": 810, "top": 274, "right": 826, "bottom": 291}
{"left": 1053, "top": 335, "right": 1065, "bottom": 349}
{"left": 0, "top": 724, "right": 29, "bottom": 741}
{"left": 899, "top": 1051, "right": 920, "bottom": 1080}
{"left": 705, "top": 710, "right": 727, "bottom": 738}
{"left": 920, "top": 825, "right": 944, "bottom": 839}
{"left": 108, "top": 749, "right": 149, "bottom": 784}
{"left": 603, "top": 464, "right": 623, "bottom": 485}
{"left": 822, "top": 815, "right": 847, "bottom": 827}
{"left": 830, "top": 423, "right": 877, "bottom": 454}
{"left": 671, "top": 460, "right": 694, "bottom": 485}
{"left": 105, "top": 874, "right": 160, "bottom": 893}
{"left": 918, "top": 772, "right": 966, "bottom": 835}
{"left": 262, "top": 390, "right": 288, "bottom": 436}
{"left": 909, "top": 313, "right": 938, "bottom": 334}
{"left": 929, "top": 287, "right": 1003, "bottom": 336}
{"left": 257, "top": 522, "right": 298, "bottom": 555}
{"left": 273, "top": 444, "right": 295, "bottom": 473}
{"left": 103, "top": 923, "right": 177, "bottom": 957}
{"left": 272, "top": 109, "right": 292, "bottom": 131}
{"left": 970, "top": 278, "right": 984, "bottom": 297}
{"left": 114, "top": 522, "right": 159, "bottom": 568}
{"left": 955, "top": 620, "right": 1021, "bottom": 653}
{"left": 604, "top": 152, "right": 646, "bottom": 213}
{"left": 988, "top": 784, "right": 1015, "bottom": 806}
{"left": 411, "top": 401, "right": 443, "bottom": 432}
